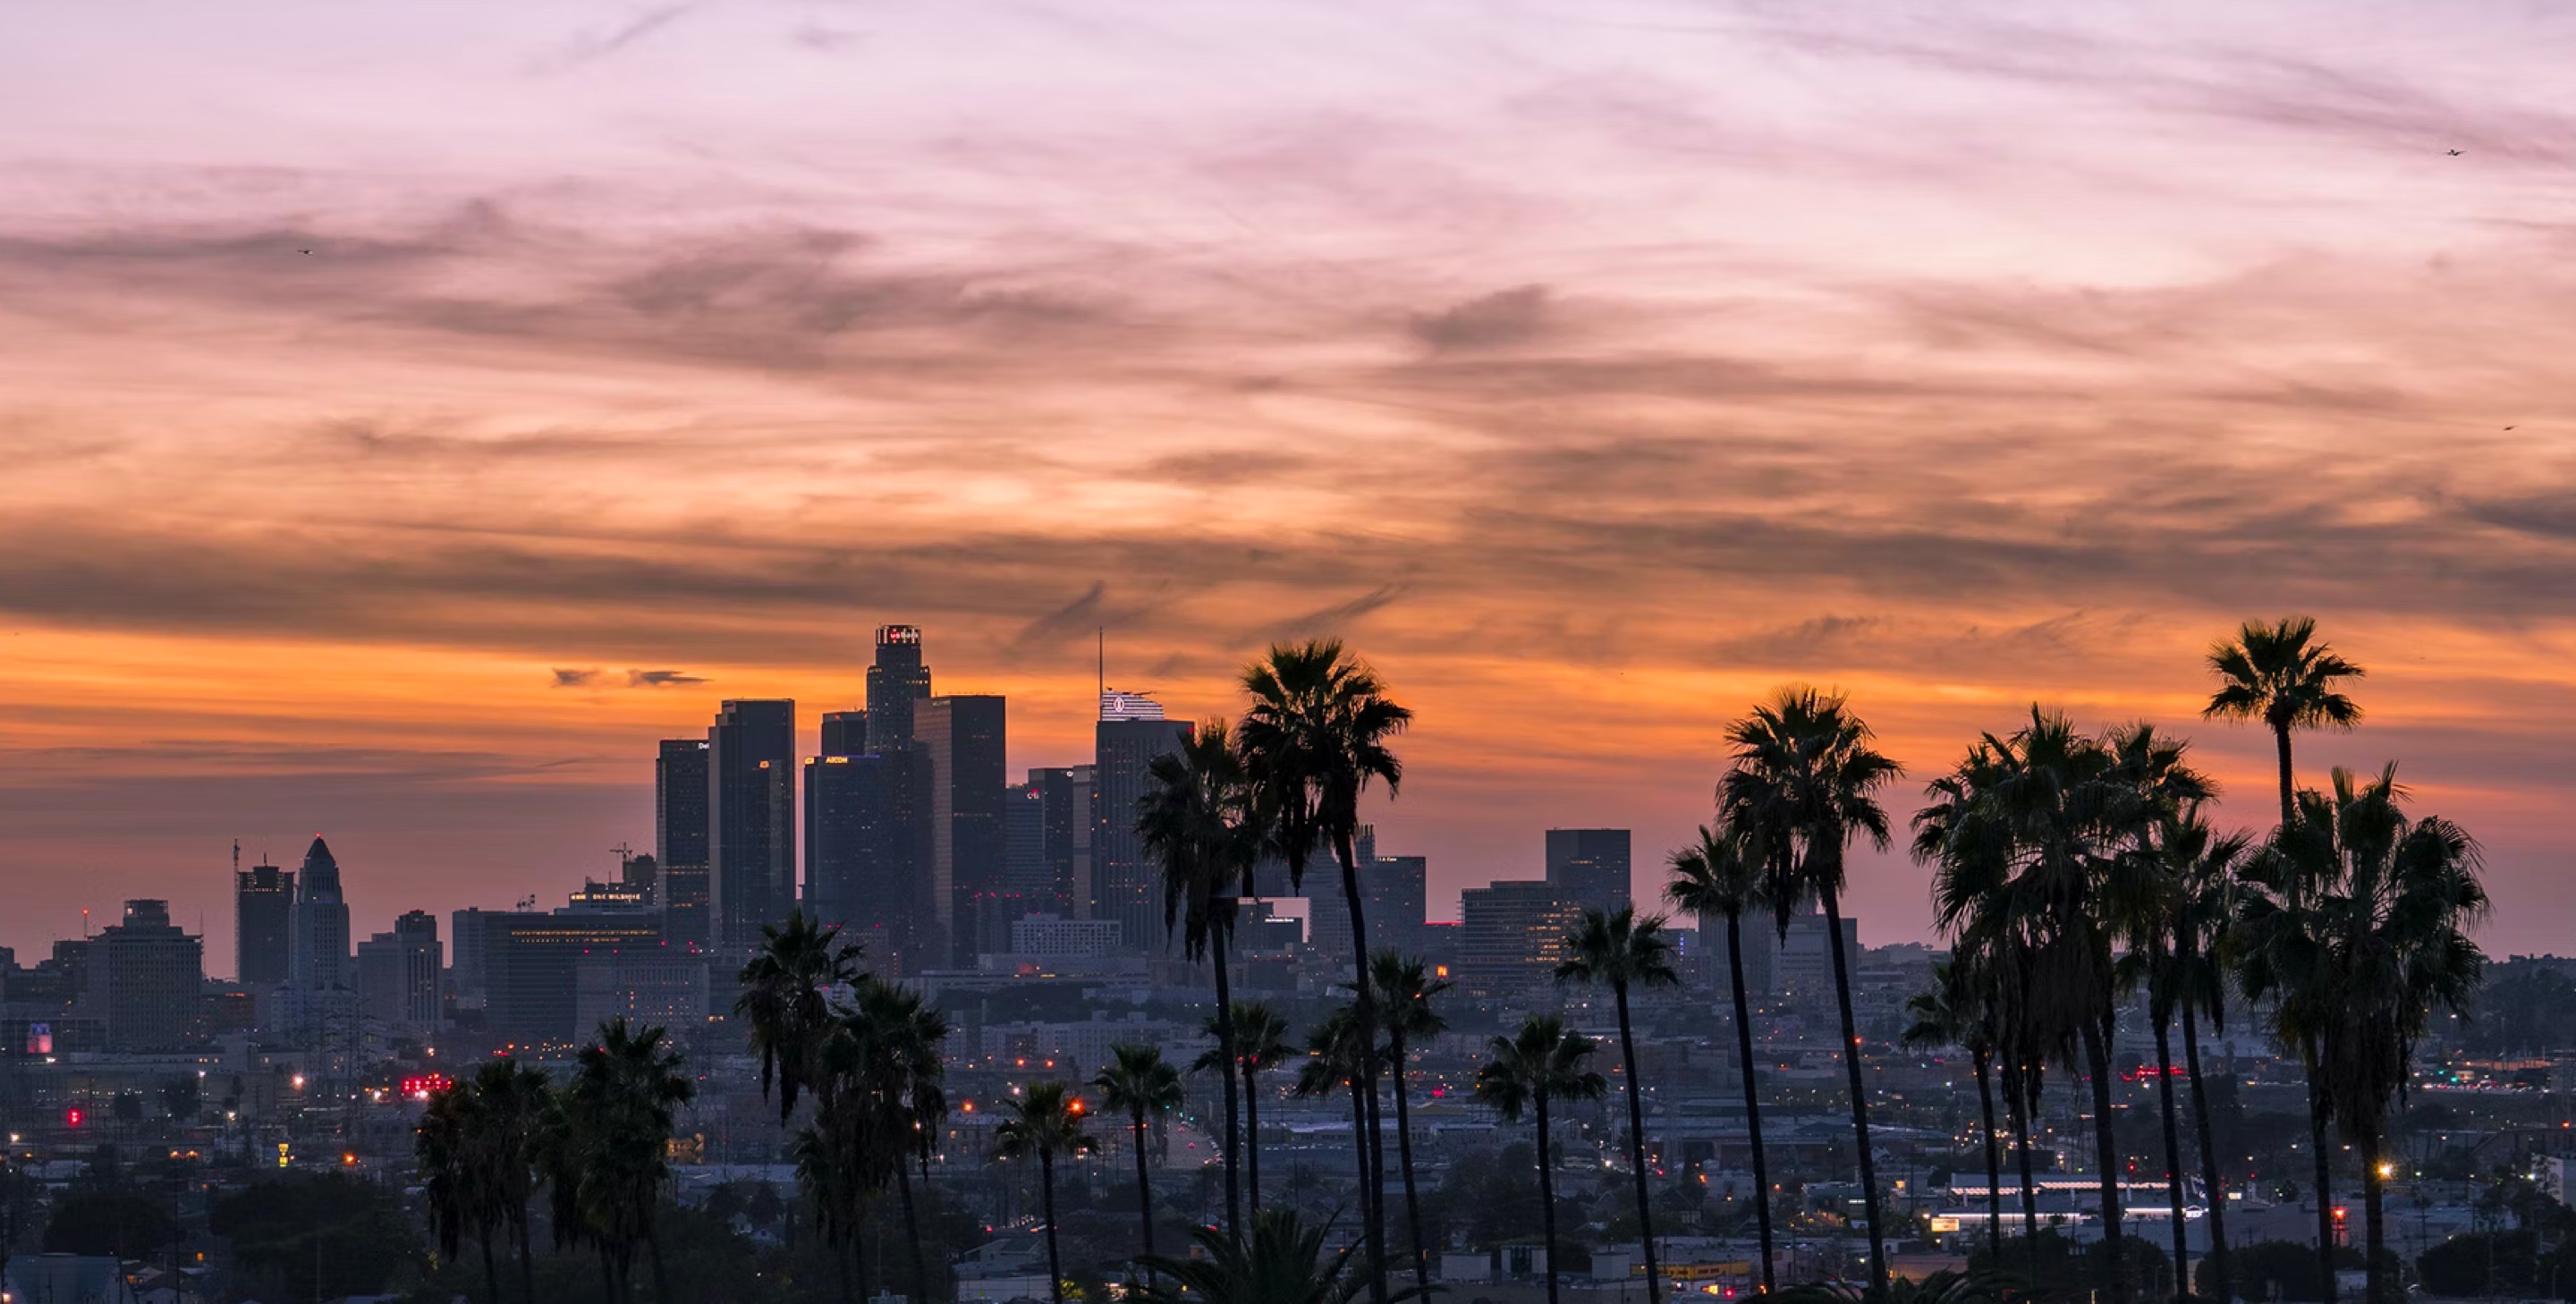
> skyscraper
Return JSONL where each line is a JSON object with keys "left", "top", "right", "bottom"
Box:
{"left": 1455, "top": 879, "right": 1582, "bottom": 995}
{"left": 1307, "top": 836, "right": 1428, "bottom": 965}
{"left": 655, "top": 738, "right": 711, "bottom": 949}
{"left": 1544, "top": 827, "right": 1632, "bottom": 917}
{"left": 804, "top": 750, "right": 933, "bottom": 973}
{"left": 289, "top": 836, "right": 352, "bottom": 991}
{"left": 1004, "top": 782, "right": 1051, "bottom": 916}
{"left": 356, "top": 910, "right": 442, "bottom": 1031}
{"left": 821, "top": 709, "right": 869, "bottom": 758}
{"left": 1022, "top": 766, "right": 1089, "bottom": 919}
{"left": 864, "top": 625, "right": 932, "bottom": 753}
{"left": 921, "top": 694, "right": 1008, "bottom": 961}
{"left": 234, "top": 859, "right": 295, "bottom": 988}
{"left": 1092, "top": 693, "right": 1190, "bottom": 951}
{"left": 87, "top": 899, "right": 203, "bottom": 1052}
{"left": 708, "top": 699, "right": 795, "bottom": 955}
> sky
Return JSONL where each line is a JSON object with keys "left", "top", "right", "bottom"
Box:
{"left": 4, "top": 0, "right": 2573, "bottom": 975}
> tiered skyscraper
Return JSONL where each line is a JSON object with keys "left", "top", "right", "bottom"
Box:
{"left": 289, "top": 836, "right": 352, "bottom": 990}
{"left": 805, "top": 626, "right": 953, "bottom": 973}
{"left": 708, "top": 699, "right": 795, "bottom": 955}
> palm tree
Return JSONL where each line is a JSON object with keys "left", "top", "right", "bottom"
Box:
{"left": 1902, "top": 958, "right": 2002, "bottom": 1266}
{"left": 418, "top": 1078, "right": 504, "bottom": 1304}
{"left": 2202, "top": 616, "right": 2367, "bottom": 826}
{"left": 1135, "top": 1208, "right": 1386, "bottom": 1304}
{"left": 1292, "top": 1005, "right": 1379, "bottom": 1224}
{"left": 2238, "top": 766, "right": 2487, "bottom": 1304}
{"left": 1474, "top": 1014, "right": 1609, "bottom": 1304}
{"left": 2170, "top": 818, "right": 2250, "bottom": 1304}
{"left": 1721, "top": 686, "right": 1902, "bottom": 1292}
{"left": 994, "top": 1080, "right": 1095, "bottom": 1304}
{"left": 1371, "top": 952, "right": 1451, "bottom": 1291}
{"left": 1096, "top": 1045, "right": 1186, "bottom": 1272}
{"left": 1229, "top": 1001, "right": 1292, "bottom": 1214}
{"left": 1239, "top": 639, "right": 1411, "bottom": 1302}
{"left": 1140, "top": 718, "right": 1264, "bottom": 1237}
{"left": 469, "top": 1056, "right": 552, "bottom": 1304}
{"left": 848, "top": 976, "right": 950, "bottom": 1304}
{"left": 1556, "top": 908, "right": 1682, "bottom": 1304}
{"left": 1666, "top": 823, "right": 1779, "bottom": 1294}
{"left": 735, "top": 910, "right": 864, "bottom": 1123}
{"left": 548, "top": 1019, "right": 695, "bottom": 1304}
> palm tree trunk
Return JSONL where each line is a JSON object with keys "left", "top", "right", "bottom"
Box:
{"left": 1132, "top": 1111, "right": 1157, "bottom": 1269}
{"left": 897, "top": 1154, "right": 930, "bottom": 1304}
{"left": 1348, "top": 1075, "right": 1371, "bottom": 1213}
{"left": 1820, "top": 886, "right": 1887, "bottom": 1291}
{"left": 645, "top": 1222, "right": 673, "bottom": 1304}
{"left": 2306, "top": 1047, "right": 2339, "bottom": 1304}
{"left": 1041, "top": 1150, "right": 1064, "bottom": 1304}
{"left": 2183, "top": 1002, "right": 2232, "bottom": 1304}
{"left": 1724, "top": 913, "right": 1776, "bottom": 1294}
{"left": 2360, "top": 1133, "right": 2387, "bottom": 1304}
{"left": 2084, "top": 1008, "right": 2131, "bottom": 1304}
{"left": 1974, "top": 1048, "right": 2001, "bottom": 1266}
{"left": 1212, "top": 925, "right": 1243, "bottom": 1240}
{"left": 1335, "top": 841, "right": 1390, "bottom": 1304}
{"left": 2012, "top": 1071, "right": 2039, "bottom": 1269}
{"left": 2273, "top": 724, "right": 2297, "bottom": 829}
{"left": 479, "top": 1227, "right": 503, "bottom": 1304}
{"left": 837, "top": 1238, "right": 856, "bottom": 1304}
{"left": 1537, "top": 1089, "right": 1561, "bottom": 1304}
{"left": 1390, "top": 1029, "right": 1430, "bottom": 1291}
{"left": 1241, "top": 1058, "right": 1264, "bottom": 1215}
{"left": 1613, "top": 982, "right": 1663, "bottom": 1304}
{"left": 2153, "top": 1006, "right": 2189, "bottom": 1300}
{"left": 514, "top": 1206, "right": 537, "bottom": 1304}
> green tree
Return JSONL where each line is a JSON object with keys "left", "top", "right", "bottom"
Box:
{"left": 1139, "top": 718, "right": 1264, "bottom": 1238}
{"left": 1665, "top": 821, "right": 1778, "bottom": 1294}
{"left": 1371, "top": 951, "right": 1451, "bottom": 1290}
{"left": 158, "top": 1075, "right": 201, "bottom": 1126}
{"left": 1094, "top": 1044, "right": 1185, "bottom": 1272}
{"left": 211, "top": 1173, "right": 422, "bottom": 1302}
{"left": 1556, "top": 907, "right": 1682, "bottom": 1304}
{"left": 44, "top": 1188, "right": 182, "bottom": 1260}
{"left": 735, "top": 910, "right": 864, "bottom": 1123}
{"left": 1721, "top": 686, "right": 1902, "bottom": 1294}
{"left": 1474, "top": 1014, "right": 1609, "bottom": 1304}
{"left": 992, "top": 1080, "right": 1095, "bottom": 1304}
{"left": 1237, "top": 639, "right": 1411, "bottom": 1304}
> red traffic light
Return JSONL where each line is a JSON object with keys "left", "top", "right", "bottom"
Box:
{"left": 66, "top": 1107, "right": 84, "bottom": 1127}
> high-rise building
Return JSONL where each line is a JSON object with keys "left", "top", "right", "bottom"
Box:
{"left": 708, "top": 699, "right": 795, "bottom": 955}
{"left": 1308, "top": 836, "right": 1428, "bottom": 964}
{"left": 356, "top": 910, "right": 442, "bottom": 1031}
{"left": 1699, "top": 910, "right": 1777, "bottom": 997}
{"left": 473, "top": 890, "right": 668, "bottom": 1045}
{"left": 805, "top": 750, "right": 935, "bottom": 973}
{"left": 86, "top": 899, "right": 203, "bottom": 1052}
{"left": 821, "top": 709, "right": 869, "bottom": 758}
{"left": 289, "top": 836, "right": 352, "bottom": 991}
{"left": 864, "top": 625, "right": 932, "bottom": 753}
{"left": 656, "top": 738, "right": 713, "bottom": 950}
{"left": 1455, "top": 879, "right": 1582, "bottom": 995}
{"left": 1775, "top": 909, "right": 1859, "bottom": 1009}
{"left": 449, "top": 908, "right": 494, "bottom": 1009}
{"left": 1021, "top": 766, "right": 1092, "bottom": 919}
{"left": 1093, "top": 695, "right": 1190, "bottom": 951}
{"left": 1545, "top": 828, "right": 1631, "bottom": 917}
{"left": 1004, "top": 781, "right": 1048, "bottom": 916}
{"left": 922, "top": 694, "right": 1008, "bottom": 962}
{"left": 234, "top": 860, "right": 295, "bottom": 988}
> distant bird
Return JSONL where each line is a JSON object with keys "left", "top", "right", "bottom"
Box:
{"left": 2447, "top": 148, "right": 2464, "bottom": 156}
{"left": 297, "top": 248, "right": 313, "bottom": 254}
{"left": 2504, "top": 426, "right": 2515, "bottom": 430}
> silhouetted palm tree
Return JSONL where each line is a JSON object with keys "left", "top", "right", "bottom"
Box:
{"left": 418, "top": 1077, "right": 504, "bottom": 1304}
{"left": 1239, "top": 639, "right": 1411, "bottom": 1303}
{"left": 2169, "top": 817, "right": 2250, "bottom": 1303}
{"left": 2202, "top": 616, "right": 2367, "bottom": 826}
{"left": 1292, "top": 1005, "right": 1378, "bottom": 1224}
{"left": 1370, "top": 952, "right": 1451, "bottom": 1290}
{"left": 735, "top": 910, "right": 863, "bottom": 1123}
{"left": 1135, "top": 1208, "right": 1390, "bottom": 1304}
{"left": 1902, "top": 957, "right": 2002, "bottom": 1266}
{"left": 1140, "top": 718, "right": 1264, "bottom": 1237}
{"left": 1224, "top": 1001, "right": 1292, "bottom": 1214}
{"left": 1475, "top": 1014, "right": 1608, "bottom": 1304}
{"left": 1557, "top": 907, "right": 1681, "bottom": 1304}
{"left": 1096, "top": 1044, "right": 1186, "bottom": 1272}
{"left": 547, "top": 1019, "right": 695, "bottom": 1304}
{"left": 1721, "top": 687, "right": 1902, "bottom": 1292}
{"left": 1665, "top": 822, "right": 1778, "bottom": 1294}
{"left": 994, "top": 1081, "right": 1094, "bottom": 1304}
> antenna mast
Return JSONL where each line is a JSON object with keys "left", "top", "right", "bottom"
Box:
{"left": 1097, "top": 626, "right": 1106, "bottom": 699}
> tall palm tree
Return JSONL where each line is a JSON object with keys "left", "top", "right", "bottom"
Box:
{"left": 1666, "top": 824, "right": 1779, "bottom": 1295}
{"left": 1096, "top": 1045, "right": 1186, "bottom": 1272}
{"left": 1721, "top": 686, "right": 1902, "bottom": 1292}
{"left": 1902, "top": 958, "right": 2002, "bottom": 1266}
{"left": 1557, "top": 907, "right": 1682, "bottom": 1304}
{"left": 2238, "top": 766, "right": 2487, "bottom": 1304}
{"left": 994, "top": 1080, "right": 1095, "bottom": 1304}
{"left": 1239, "top": 639, "right": 1411, "bottom": 1302}
{"left": 1474, "top": 1014, "right": 1609, "bottom": 1304}
{"left": 1371, "top": 952, "right": 1451, "bottom": 1291}
{"left": 1292, "top": 1005, "right": 1379, "bottom": 1227}
{"left": 1139, "top": 718, "right": 1264, "bottom": 1238}
{"left": 2202, "top": 616, "right": 2367, "bottom": 826}
{"left": 418, "top": 1077, "right": 504, "bottom": 1304}
{"left": 548, "top": 1019, "right": 695, "bottom": 1304}
{"left": 2170, "top": 819, "right": 2250, "bottom": 1304}
{"left": 1230, "top": 1001, "right": 1292, "bottom": 1214}
{"left": 469, "top": 1056, "right": 553, "bottom": 1304}
{"left": 735, "top": 910, "right": 864, "bottom": 1123}
{"left": 850, "top": 976, "right": 950, "bottom": 1304}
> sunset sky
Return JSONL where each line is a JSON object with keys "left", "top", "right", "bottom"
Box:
{"left": 5, "top": 1, "right": 2573, "bottom": 973}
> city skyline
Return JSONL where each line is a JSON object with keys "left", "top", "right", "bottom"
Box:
{"left": 7, "top": 2, "right": 2575, "bottom": 964}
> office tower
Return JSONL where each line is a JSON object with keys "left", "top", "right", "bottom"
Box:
{"left": 708, "top": 699, "right": 796, "bottom": 954}
{"left": 864, "top": 625, "right": 932, "bottom": 753}
{"left": 805, "top": 750, "right": 932, "bottom": 973}
{"left": 922, "top": 694, "right": 1008, "bottom": 961}
{"left": 449, "top": 908, "right": 494, "bottom": 1007}
{"left": 619, "top": 851, "right": 659, "bottom": 907}
{"left": 289, "top": 836, "right": 352, "bottom": 991}
{"left": 1093, "top": 694, "right": 1190, "bottom": 950}
{"left": 1545, "top": 828, "right": 1632, "bottom": 917}
{"left": 86, "top": 899, "right": 204, "bottom": 1052}
{"left": 1004, "top": 782, "right": 1048, "bottom": 916}
{"left": 1455, "top": 880, "right": 1583, "bottom": 995}
{"left": 821, "top": 709, "right": 869, "bottom": 757}
{"left": 656, "top": 740, "right": 710, "bottom": 866}
{"left": 574, "top": 953, "right": 711, "bottom": 1046}
{"left": 1775, "top": 908, "right": 1859, "bottom": 1010}
{"left": 356, "top": 910, "right": 442, "bottom": 1031}
{"left": 1021, "top": 766, "right": 1089, "bottom": 918}
{"left": 474, "top": 901, "right": 667, "bottom": 1045}
{"left": 234, "top": 860, "right": 295, "bottom": 988}
{"left": 1307, "top": 844, "right": 1428, "bottom": 965}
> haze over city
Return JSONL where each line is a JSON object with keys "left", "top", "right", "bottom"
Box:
{"left": 5, "top": 3, "right": 2573, "bottom": 963}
